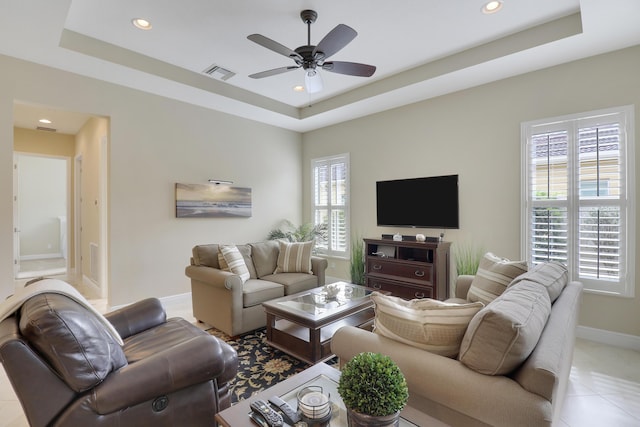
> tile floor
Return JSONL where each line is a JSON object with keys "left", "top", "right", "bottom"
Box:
{"left": 0, "top": 294, "right": 638, "bottom": 426}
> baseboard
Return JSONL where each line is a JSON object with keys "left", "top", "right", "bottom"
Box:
{"left": 576, "top": 325, "right": 640, "bottom": 351}
{"left": 21, "top": 253, "right": 64, "bottom": 261}
{"left": 158, "top": 292, "right": 192, "bottom": 306}
{"left": 110, "top": 292, "right": 192, "bottom": 311}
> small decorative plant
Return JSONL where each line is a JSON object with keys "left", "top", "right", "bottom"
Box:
{"left": 338, "top": 352, "right": 409, "bottom": 418}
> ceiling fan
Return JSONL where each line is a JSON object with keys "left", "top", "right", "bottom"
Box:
{"left": 247, "top": 9, "right": 376, "bottom": 94}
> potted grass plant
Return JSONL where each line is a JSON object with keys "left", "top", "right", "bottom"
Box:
{"left": 350, "top": 235, "right": 365, "bottom": 285}
{"left": 453, "top": 242, "right": 484, "bottom": 276}
{"left": 338, "top": 352, "right": 409, "bottom": 427}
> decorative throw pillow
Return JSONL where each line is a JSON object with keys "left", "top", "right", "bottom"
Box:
{"left": 217, "top": 250, "right": 229, "bottom": 271}
{"left": 467, "top": 252, "right": 528, "bottom": 305}
{"left": 371, "top": 292, "right": 484, "bottom": 357}
{"left": 274, "top": 241, "right": 314, "bottom": 274}
{"left": 219, "top": 245, "right": 250, "bottom": 283}
{"left": 458, "top": 281, "right": 551, "bottom": 375}
{"left": 508, "top": 261, "right": 568, "bottom": 303}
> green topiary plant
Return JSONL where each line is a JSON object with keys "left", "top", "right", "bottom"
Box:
{"left": 338, "top": 352, "right": 409, "bottom": 417}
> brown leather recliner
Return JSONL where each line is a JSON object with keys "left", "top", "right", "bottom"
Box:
{"left": 0, "top": 293, "right": 238, "bottom": 426}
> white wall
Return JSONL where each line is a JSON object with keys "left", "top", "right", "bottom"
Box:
{"left": 0, "top": 54, "right": 302, "bottom": 306}
{"left": 302, "top": 45, "right": 640, "bottom": 337}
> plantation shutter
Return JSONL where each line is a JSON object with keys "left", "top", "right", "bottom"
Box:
{"left": 523, "top": 107, "right": 634, "bottom": 296}
{"left": 312, "top": 154, "right": 350, "bottom": 257}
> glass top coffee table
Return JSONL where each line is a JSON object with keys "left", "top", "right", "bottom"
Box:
{"left": 262, "top": 282, "right": 381, "bottom": 364}
{"left": 215, "top": 363, "right": 448, "bottom": 427}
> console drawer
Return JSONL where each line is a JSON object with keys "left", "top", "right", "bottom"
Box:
{"left": 366, "top": 277, "right": 433, "bottom": 300}
{"left": 367, "top": 258, "right": 433, "bottom": 283}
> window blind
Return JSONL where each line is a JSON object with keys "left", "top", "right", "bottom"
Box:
{"left": 523, "top": 106, "right": 634, "bottom": 296}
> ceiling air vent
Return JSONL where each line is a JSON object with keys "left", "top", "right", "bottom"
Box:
{"left": 202, "top": 64, "right": 235, "bottom": 81}
{"left": 36, "top": 126, "right": 57, "bottom": 132}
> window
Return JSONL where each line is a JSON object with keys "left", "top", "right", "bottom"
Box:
{"left": 522, "top": 106, "right": 635, "bottom": 296}
{"left": 312, "top": 154, "right": 350, "bottom": 258}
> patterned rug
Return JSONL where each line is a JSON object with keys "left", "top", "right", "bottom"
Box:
{"left": 207, "top": 327, "right": 337, "bottom": 404}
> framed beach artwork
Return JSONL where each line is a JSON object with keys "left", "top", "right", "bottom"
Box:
{"left": 175, "top": 183, "right": 252, "bottom": 218}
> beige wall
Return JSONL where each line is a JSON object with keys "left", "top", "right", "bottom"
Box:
{"left": 0, "top": 54, "right": 302, "bottom": 306}
{"left": 302, "top": 45, "right": 640, "bottom": 337}
{"left": 75, "top": 117, "right": 107, "bottom": 288}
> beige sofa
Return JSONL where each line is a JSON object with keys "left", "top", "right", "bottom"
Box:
{"left": 332, "top": 264, "right": 582, "bottom": 427}
{"left": 185, "top": 241, "right": 327, "bottom": 336}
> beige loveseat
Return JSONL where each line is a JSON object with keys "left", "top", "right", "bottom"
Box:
{"left": 332, "top": 262, "right": 582, "bottom": 427}
{"left": 185, "top": 241, "right": 327, "bottom": 336}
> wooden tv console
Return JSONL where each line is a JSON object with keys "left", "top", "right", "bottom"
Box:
{"left": 364, "top": 238, "right": 451, "bottom": 300}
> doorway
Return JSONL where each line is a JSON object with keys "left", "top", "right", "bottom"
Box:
{"left": 14, "top": 153, "right": 70, "bottom": 279}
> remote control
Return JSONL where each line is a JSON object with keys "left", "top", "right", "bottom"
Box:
{"left": 268, "top": 395, "right": 301, "bottom": 425}
{"left": 249, "top": 411, "right": 268, "bottom": 427}
{"left": 250, "top": 399, "right": 284, "bottom": 427}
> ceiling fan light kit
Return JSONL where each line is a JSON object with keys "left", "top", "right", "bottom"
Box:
{"left": 248, "top": 9, "right": 376, "bottom": 93}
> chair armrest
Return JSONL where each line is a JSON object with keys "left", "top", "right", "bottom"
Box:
{"left": 185, "top": 265, "right": 243, "bottom": 291}
{"left": 104, "top": 298, "right": 167, "bottom": 339}
{"left": 91, "top": 335, "right": 231, "bottom": 414}
{"left": 455, "top": 275, "right": 474, "bottom": 299}
{"left": 311, "top": 256, "right": 328, "bottom": 286}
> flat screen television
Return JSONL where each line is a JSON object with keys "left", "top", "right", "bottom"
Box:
{"left": 376, "top": 174, "right": 459, "bottom": 229}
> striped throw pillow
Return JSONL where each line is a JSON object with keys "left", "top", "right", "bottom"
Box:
{"left": 219, "top": 245, "right": 250, "bottom": 283}
{"left": 372, "top": 292, "right": 484, "bottom": 357}
{"left": 467, "top": 252, "right": 528, "bottom": 305}
{"left": 274, "top": 241, "right": 314, "bottom": 274}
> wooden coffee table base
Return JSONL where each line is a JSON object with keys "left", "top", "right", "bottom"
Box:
{"left": 265, "top": 307, "right": 374, "bottom": 364}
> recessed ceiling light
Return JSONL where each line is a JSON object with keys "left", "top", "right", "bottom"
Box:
{"left": 38, "top": 119, "right": 52, "bottom": 124}
{"left": 482, "top": 1, "right": 503, "bottom": 14}
{"left": 132, "top": 18, "right": 152, "bottom": 30}
{"left": 293, "top": 85, "right": 305, "bottom": 92}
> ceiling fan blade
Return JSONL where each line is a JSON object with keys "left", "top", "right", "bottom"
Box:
{"left": 313, "top": 24, "right": 357, "bottom": 59}
{"left": 322, "top": 61, "right": 376, "bottom": 77}
{"left": 249, "top": 66, "right": 299, "bottom": 79}
{"left": 247, "top": 34, "right": 302, "bottom": 61}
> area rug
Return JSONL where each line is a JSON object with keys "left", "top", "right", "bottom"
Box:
{"left": 207, "top": 327, "right": 337, "bottom": 403}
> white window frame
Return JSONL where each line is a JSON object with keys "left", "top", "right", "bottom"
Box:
{"left": 311, "top": 153, "right": 350, "bottom": 258}
{"left": 521, "top": 105, "right": 635, "bottom": 297}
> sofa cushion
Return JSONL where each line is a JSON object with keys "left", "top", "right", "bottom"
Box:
{"left": 467, "top": 252, "right": 528, "bottom": 305}
{"left": 19, "top": 294, "right": 128, "bottom": 393}
{"left": 250, "top": 241, "right": 280, "bottom": 278}
{"left": 371, "top": 292, "right": 484, "bottom": 357}
{"left": 122, "top": 317, "right": 208, "bottom": 363}
{"left": 459, "top": 281, "right": 551, "bottom": 375}
{"left": 192, "top": 244, "right": 220, "bottom": 268}
{"left": 274, "top": 241, "right": 314, "bottom": 274}
{"left": 219, "top": 245, "right": 250, "bottom": 283}
{"left": 261, "top": 272, "right": 318, "bottom": 295}
{"left": 242, "top": 279, "right": 284, "bottom": 307}
{"left": 509, "top": 261, "right": 568, "bottom": 303}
